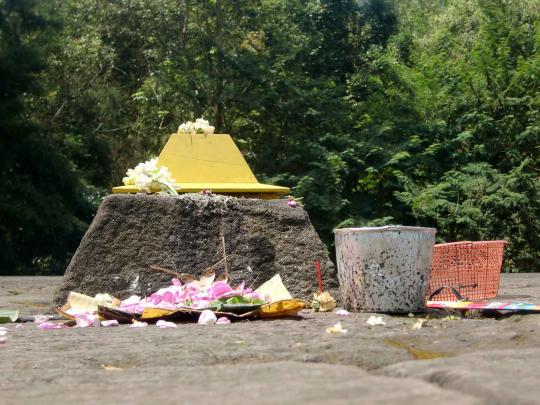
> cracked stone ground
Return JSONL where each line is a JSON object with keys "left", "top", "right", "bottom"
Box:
{"left": 1, "top": 274, "right": 540, "bottom": 404}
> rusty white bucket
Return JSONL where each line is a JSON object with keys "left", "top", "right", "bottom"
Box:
{"left": 334, "top": 226, "right": 436, "bottom": 313}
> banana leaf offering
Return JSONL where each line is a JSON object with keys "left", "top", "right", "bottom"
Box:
{"left": 57, "top": 272, "right": 308, "bottom": 326}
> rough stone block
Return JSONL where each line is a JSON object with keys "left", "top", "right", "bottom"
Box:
{"left": 54, "top": 194, "right": 337, "bottom": 304}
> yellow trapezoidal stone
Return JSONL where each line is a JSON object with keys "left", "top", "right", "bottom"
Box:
{"left": 112, "top": 133, "right": 290, "bottom": 199}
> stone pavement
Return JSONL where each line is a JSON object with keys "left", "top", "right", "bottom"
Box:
{"left": 1, "top": 274, "right": 540, "bottom": 404}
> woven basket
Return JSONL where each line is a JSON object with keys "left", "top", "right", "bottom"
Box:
{"left": 427, "top": 240, "right": 508, "bottom": 301}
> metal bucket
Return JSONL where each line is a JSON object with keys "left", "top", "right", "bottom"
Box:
{"left": 334, "top": 226, "right": 436, "bottom": 313}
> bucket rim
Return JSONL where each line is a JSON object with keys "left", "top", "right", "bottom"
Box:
{"left": 334, "top": 225, "right": 437, "bottom": 234}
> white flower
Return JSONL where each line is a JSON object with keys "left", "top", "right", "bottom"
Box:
{"left": 198, "top": 310, "right": 217, "bottom": 325}
{"left": 178, "top": 122, "right": 193, "bottom": 133}
{"left": 122, "top": 158, "right": 178, "bottom": 195}
{"left": 156, "top": 320, "right": 178, "bottom": 328}
{"left": 366, "top": 316, "right": 386, "bottom": 326}
{"left": 177, "top": 118, "right": 215, "bottom": 134}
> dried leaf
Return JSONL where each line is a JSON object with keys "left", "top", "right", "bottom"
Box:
{"left": 256, "top": 299, "right": 309, "bottom": 318}
{"left": 215, "top": 273, "right": 229, "bottom": 282}
{"left": 101, "top": 364, "right": 123, "bottom": 371}
{"left": 312, "top": 292, "right": 336, "bottom": 312}
{"left": 149, "top": 265, "right": 183, "bottom": 278}
{"left": 179, "top": 273, "right": 197, "bottom": 284}
{"left": 198, "top": 268, "right": 216, "bottom": 288}
{"left": 56, "top": 307, "right": 76, "bottom": 321}
{"left": 98, "top": 306, "right": 138, "bottom": 324}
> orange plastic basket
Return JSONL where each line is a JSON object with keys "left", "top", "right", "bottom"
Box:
{"left": 427, "top": 240, "right": 508, "bottom": 301}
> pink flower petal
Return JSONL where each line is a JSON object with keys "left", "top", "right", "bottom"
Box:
{"left": 244, "top": 291, "right": 263, "bottom": 301}
{"left": 216, "top": 317, "right": 231, "bottom": 325}
{"left": 156, "top": 320, "right": 177, "bottom": 328}
{"left": 0, "top": 337, "right": 7, "bottom": 344}
{"left": 37, "top": 322, "right": 64, "bottom": 330}
{"left": 0, "top": 330, "right": 7, "bottom": 336}
{"left": 209, "top": 281, "right": 233, "bottom": 300}
{"left": 121, "top": 295, "right": 143, "bottom": 306}
{"left": 101, "top": 320, "right": 119, "bottom": 327}
{"left": 171, "top": 278, "right": 182, "bottom": 286}
{"left": 335, "top": 309, "right": 350, "bottom": 316}
{"left": 34, "top": 315, "right": 51, "bottom": 324}
{"left": 75, "top": 314, "right": 101, "bottom": 328}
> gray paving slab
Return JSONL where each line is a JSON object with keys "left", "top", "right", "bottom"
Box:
{"left": 1, "top": 274, "right": 539, "bottom": 404}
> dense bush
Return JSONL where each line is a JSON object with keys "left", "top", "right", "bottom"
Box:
{"left": 1, "top": 0, "right": 538, "bottom": 274}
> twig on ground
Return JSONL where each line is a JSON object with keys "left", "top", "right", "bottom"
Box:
{"left": 221, "top": 236, "right": 229, "bottom": 278}
{"left": 149, "top": 265, "right": 183, "bottom": 278}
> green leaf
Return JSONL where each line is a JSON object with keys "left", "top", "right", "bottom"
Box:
{"left": 0, "top": 309, "right": 19, "bottom": 323}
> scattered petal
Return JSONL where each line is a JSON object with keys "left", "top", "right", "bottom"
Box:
{"left": 0, "top": 337, "right": 7, "bottom": 344}
{"left": 412, "top": 319, "right": 427, "bottom": 330}
{"left": 37, "top": 322, "right": 64, "bottom": 330}
{"left": 0, "top": 327, "right": 7, "bottom": 331}
{"left": 101, "top": 320, "right": 119, "bottom": 327}
{"left": 198, "top": 310, "right": 217, "bottom": 325}
{"left": 156, "top": 320, "right": 178, "bottom": 328}
{"left": 129, "top": 321, "right": 148, "bottom": 328}
{"left": 366, "top": 316, "right": 386, "bottom": 326}
{"left": 75, "top": 314, "right": 101, "bottom": 328}
{"left": 0, "top": 330, "right": 7, "bottom": 336}
{"left": 326, "top": 322, "right": 347, "bottom": 334}
{"left": 34, "top": 315, "right": 51, "bottom": 324}
{"left": 335, "top": 309, "right": 350, "bottom": 316}
{"left": 216, "top": 317, "right": 231, "bottom": 325}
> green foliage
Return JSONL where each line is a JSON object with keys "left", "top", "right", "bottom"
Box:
{"left": 0, "top": 0, "right": 92, "bottom": 274}
{"left": 2, "top": 0, "right": 540, "bottom": 273}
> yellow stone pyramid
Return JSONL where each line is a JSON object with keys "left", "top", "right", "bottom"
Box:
{"left": 112, "top": 133, "right": 290, "bottom": 199}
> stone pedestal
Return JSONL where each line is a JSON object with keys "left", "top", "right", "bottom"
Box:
{"left": 54, "top": 194, "right": 337, "bottom": 304}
